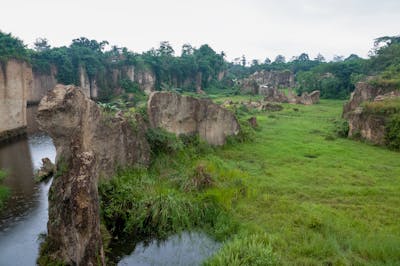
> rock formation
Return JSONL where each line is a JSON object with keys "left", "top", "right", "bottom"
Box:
{"left": 239, "top": 70, "right": 295, "bottom": 94}
{"left": 37, "top": 84, "right": 150, "bottom": 265}
{"left": 262, "top": 87, "right": 320, "bottom": 105}
{"left": 343, "top": 81, "right": 400, "bottom": 144}
{"left": 148, "top": 92, "right": 240, "bottom": 145}
{"left": 35, "top": 157, "right": 55, "bottom": 181}
{"left": 0, "top": 59, "right": 32, "bottom": 141}
{"left": 28, "top": 66, "right": 58, "bottom": 105}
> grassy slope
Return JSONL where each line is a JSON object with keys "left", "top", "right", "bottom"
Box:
{"left": 212, "top": 99, "right": 400, "bottom": 265}
{"left": 102, "top": 97, "right": 400, "bottom": 265}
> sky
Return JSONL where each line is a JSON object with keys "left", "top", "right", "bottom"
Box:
{"left": 1, "top": 0, "right": 399, "bottom": 62}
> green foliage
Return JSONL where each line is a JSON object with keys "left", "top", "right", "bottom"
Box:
{"left": 385, "top": 114, "right": 400, "bottom": 150}
{"left": 37, "top": 234, "right": 67, "bottom": 266}
{"left": 363, "top": 97, "right": 400, "bottom": 115}
{"left": 98, "top": 168, "right": 229, "bottom": 240}
{"left": 0, "top": 170, "right": 9, "bottom": 210}
{"left": 204, "top": 234, "right": 278, "bottom": 266}
{"left": 0, "top": 31, "right": 29, "bottom": 63}
{"left": 146, "top": 128, "right": 184, "bottom": 155}
{"left": 333, "top": 118, "right": 350, "bottom": 137}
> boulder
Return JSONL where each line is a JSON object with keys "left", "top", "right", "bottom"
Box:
{"left": 297, "top": 91, "right": 320, "bottom": 105}
{"left": 35, "top": 157, "right": 55, "bottom": 182}
{"left": 343, "top": 81, "right": 400, "bottom": 145}
{"left": 36, "top": 84, "right": 150, "bottom": 265}
{"left": 260, "top": 102, "right": 283, "bottom": 112}
{"left": 239, "top": 70, "right": 295, "bottom": 94}
{"left": 148, "top": 92, "right": 240, "bottom": 145}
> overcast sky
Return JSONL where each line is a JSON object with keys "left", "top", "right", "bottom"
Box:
{"left": 1, "top": 0, "right": 399, "bottom": 62}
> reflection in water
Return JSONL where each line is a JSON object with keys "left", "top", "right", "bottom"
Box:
{"left": 118, "top": 232, "right": 221, "bottom": 266}
{"left": 0, "top": 134, "right": 56, "bottom": 266}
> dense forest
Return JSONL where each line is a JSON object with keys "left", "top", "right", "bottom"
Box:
{"left": 1, "top": 31, "right": 399, "bottom": 100}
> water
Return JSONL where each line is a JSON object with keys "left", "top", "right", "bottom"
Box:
{"left": 0, "top": 134, "right": 56, "bottom": 266}
{"left": 118, "top": 232, "right": 221, "bottom": 266}
{"left": 0, "top": 107, "right": 220, "bottom": 265}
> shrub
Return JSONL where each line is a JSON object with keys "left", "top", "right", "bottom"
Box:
{"left": 146, "top": 128, "right": 184, "bottom": 155}
{"left": 385, "top": 114, "right": 400, "bottom": 150}
{"left": 333, "top": 119, "right": 349, "bottom": 138}
{"left": 0, "top": 170, "right": 9, "bottom": 210}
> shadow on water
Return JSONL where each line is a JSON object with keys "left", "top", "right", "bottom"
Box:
{"left": 116, "top": 231, "right": 221, "bottom": 266}
{"left": 0, "top": 129, "right": 56, "bottom": 265}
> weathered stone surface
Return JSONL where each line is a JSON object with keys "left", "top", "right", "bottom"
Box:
{"left": 148, "top": 92, "right": 240, "bottom": 145}
{"left": 262, "top": 86, "right": 289, "bottom": 103}
{"left": 347, "top": 107, "right": 386, "bottom": 145}
{"left": 28, "top": 66, "right": 58, "bottom": 105}
{"left": 239, "top": 70, "right": 295, "bottom": 94}
{"left": 343, "top": 81, "right": 400, "bottom": 145}
{"left": 37, "top": 84, "right": 150, "bottom": 264}
{"left": 343, "top": 82, "right": 392, "bottom": 117}
{"left": 260, "top": 102, "right": 284, "bottom": 112}
{"left": 297, "top": 90, "right": 320, "bottom": 105}
{"left": 0, "top": 59, "right": 32, "bottom": 141}
{"left": 35, "top": 157, "right": 55, "bottom": 181}
{"left": 46, "top": 150, "right": 105, "bottom": 266}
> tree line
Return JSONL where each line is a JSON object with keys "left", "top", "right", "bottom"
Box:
{"left": 1, "top": 30, "right": 399, "bottom": 100}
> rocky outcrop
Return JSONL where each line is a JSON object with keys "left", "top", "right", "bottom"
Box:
{"left": 148, "top": 92, "right": 240, "bottom": 145}
{"left": 261, "top": 86, "right": 320, "bottom": 105}
{"left": 114, "top": 66, "right": 155, "bottom": 94}
{"left": 37, "top": 84, "right": 150, "bottom": 265}
{"left": 0, "top": 59, "right": 32, "bottom": 141}
{"left": 35, "top": 157, "right": 55, "bottom": 181}
{"left": 347, "top": 108, "right": 387, "bottom": 144}
{"left": 296, "top": 90, "right": 320, "bottom": 105}
{"left": 239, "top": 70, "right": 295, "bottom": 94}
{"left": 343, "top": 82, "right": 400, "bottom": 145}
{"left": 343, "top": 82, "right": 387, "bottom": 116}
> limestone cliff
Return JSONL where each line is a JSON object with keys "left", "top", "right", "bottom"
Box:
{"left": 343, "top": 82, "right": 400, "bottom": 145}
{"left": 37, "top": 84, "right": 150, "bottom": 265}
{"left": 239, "top": 70, "right": 295, "bottom": 94}
{"left": 0, "top": 59, "right": 32, "bottom": 141}
{"left": 148, "top": 92, "right": 240, "bottom": 145}
{"left": 28, "top": 66, "right": 58, "bottom": 105}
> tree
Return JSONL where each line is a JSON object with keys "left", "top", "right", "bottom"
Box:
{"left": 181, "top": 43, "right": 194, "bottom": 56}
{"left": 34, "top": 38, "right": 51, "bottom": 52}
{"left": 241, "top": 55, "right": 246, "bottom": 66}
{"left": 297, "top": 53, "right": 310, "bottom": 62}
{"left": 274, "top": 55, "right": 286, "bottom": 64}
{"left": 333, "top": 55, "right": 344, "bottom": 62}
{"left": 264, "top": 57, "right": 271, "bottom": 64}
{"left": 157, "top": 41, "right": 174, "bottom": 56}
{"left": 314, "top": 53, "right": 325, "bottom": 62}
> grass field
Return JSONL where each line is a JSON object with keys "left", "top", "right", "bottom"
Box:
{"left": 102, "top": 98, "right": 400, "bottom": 265}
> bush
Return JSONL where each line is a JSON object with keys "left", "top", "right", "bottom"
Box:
{"left": 333, "top": 119, "right": 349, "bottom": 137}
{"left": 146, "top": 128, "right": 184, "bottom": 155}
{"left": 204, "top": 233, "right": 278, "bottom": 266}
{"left": 385, "top": 114, "right": 400, "bottom": 150}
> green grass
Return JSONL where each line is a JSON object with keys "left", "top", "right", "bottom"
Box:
{"left": 101, "top": 98, "right": 400, "bottom": 265}
{"left": 0, "top": 170, "right": 9, "bottom": 210}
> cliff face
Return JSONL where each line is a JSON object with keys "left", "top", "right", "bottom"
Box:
{"left": 37, "top": 84, "right": 150, "bottom": 265}
{"left": 343, "top": 82, "right": 400, "bottom": 145}
{"left": 240, "top": 70, "right": 295, "bottom": 94}
{"left": 28, "top": 66, "right": 58, "bottom": 104}
{"left": 0, "top": 59, "right": 32, "bottom": 140}
{"left": 148, "top": 92, "right": 240, "bottom": 145}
